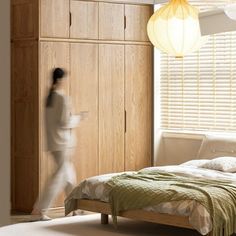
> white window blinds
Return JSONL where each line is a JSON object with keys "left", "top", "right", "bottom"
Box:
{"left": 160, "top": 2, "right": 236, "bottom": 132}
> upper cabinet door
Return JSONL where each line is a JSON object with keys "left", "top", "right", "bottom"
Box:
{"left": 11, "top": 0, "right": 38, "bottom": 39}
{"left": 99, "top": 3, "right": 124, "bottom": 40}
{"left": 125, "top": 5, "right": 153, "bottom": 41}
{"left": 70, "top": 1, "right": 98, "bottom": 39}
{"left": 40, "top": 0, "right": 69, "bottom": 38}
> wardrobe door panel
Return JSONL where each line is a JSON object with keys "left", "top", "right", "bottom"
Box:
{"left": 70, "top": 1, "right": 98, "bottom": 39}
{"left": 40, "top": 0, "right": 69, "bottom": 38}
{"left": 70, "top": 43, "right": 99, "bottom": 183}
{"left": 39, "top": 42, "right": 70, "bottom": 207}
{"left": 99, "top": 44, "right": 125, "bottom": 174}
{"left": 125, "top": 45, "right": 152, "bottom": 171}
{"left": 99, "top": 3, "right": 124, "bottom": 40}
{"left": 11, "top": 41, "right": 38, "bottom": 211}
{"left": 125, "top": 4, "right": 153, "bottom": 41}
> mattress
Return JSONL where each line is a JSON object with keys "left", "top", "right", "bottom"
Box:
{"left": 65, "top": 165, "right": 236, "bottom": 235}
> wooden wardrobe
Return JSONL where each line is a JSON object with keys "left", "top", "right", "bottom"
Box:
{"left": 11, "top": 0, "right": 154, "bottom": 212}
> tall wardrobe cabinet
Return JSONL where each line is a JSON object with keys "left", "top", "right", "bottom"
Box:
{"left": 11, "top": 0, "right": 153, "bottom": 212}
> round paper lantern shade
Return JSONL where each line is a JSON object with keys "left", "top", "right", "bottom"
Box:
{"left": 147, "top": 0, "right": 207, "bottom": 57}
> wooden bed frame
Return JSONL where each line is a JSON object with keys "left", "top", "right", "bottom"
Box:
{"left": 77, "top": 199, "right": 213, "bottom": 236}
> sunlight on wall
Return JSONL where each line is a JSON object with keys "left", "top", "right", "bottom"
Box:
{"left": 153, "top": 4, "right": 162, "bottom": 164}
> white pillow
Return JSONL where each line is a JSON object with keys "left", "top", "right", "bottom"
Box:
{"left": 200, "top": 156, "right": 236, "bottom": 172}
{"left": 180, "top": 159, "right": 210, "bottom": 167}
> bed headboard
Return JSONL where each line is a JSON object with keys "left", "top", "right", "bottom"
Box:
{"left": 197, "top": 135, "right": 236, "bottom": 159}
{"left": 156, "top": 132, "right": 204, "bottom": 166}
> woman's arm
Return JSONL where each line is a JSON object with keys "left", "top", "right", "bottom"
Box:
{"left": 58, "top": 95, "right": 81, "bottom": 129}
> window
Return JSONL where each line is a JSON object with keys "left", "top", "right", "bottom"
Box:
{"left": 160, "top": 2, "right": 236, "bottom": 133}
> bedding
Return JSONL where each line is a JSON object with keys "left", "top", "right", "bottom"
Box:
{"left": 108, "top": 170, "right": 236, "bottom": 236}
{"left": 180, "top": 159, "right": 210, "bottom": 167}
{"left": 65, "top": 165, "right": 236, "bottom": 236}
{"left": 200, "top": 156, "right": 236, "bottom": 172}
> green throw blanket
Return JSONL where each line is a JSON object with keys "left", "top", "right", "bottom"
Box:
{"left": 107, "top": 170, "right": 236, "bottom": 236}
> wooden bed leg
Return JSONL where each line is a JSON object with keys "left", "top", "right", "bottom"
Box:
{"left": 101, "top": 213, "right": 108, "bottom": 224}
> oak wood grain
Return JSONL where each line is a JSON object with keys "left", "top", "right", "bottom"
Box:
{"left": 125, "top": 45, "right": 152, "bottom": 171}
{"left": 99, "top": 44, "right": 125, "bottom": 174}
{"left": 70, "top": 43, "right": 99, "bottom": 183}
{"left": 40, "top": 0, "right": 69, "bottom": 38}
{"left": 11, "top": 41, "right": 39, "bottom": 211}
{"left": 125, "top": 4, "right": 153, "bottom": 41}
{"left": 11, "top": 0, "right": 38, "bottom": 39}
{"left": 70, "top": 1, "right": 98, "bottom": 40}
{"left": 99, "top": 2, "right": 125, "bottom": 40}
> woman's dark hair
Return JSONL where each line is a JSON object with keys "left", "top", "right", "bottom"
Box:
{"left": 46, "top": 68, "right": 66, "bottom": 107}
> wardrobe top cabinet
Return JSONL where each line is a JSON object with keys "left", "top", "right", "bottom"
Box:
{"left": 12, "top": 0, "right": 153, "bottom": 41}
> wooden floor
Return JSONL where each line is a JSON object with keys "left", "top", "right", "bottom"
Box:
{"left": 10, "top": 210, "right": 202, "bottom": 236}
{"left": 9, "top": 210, "right": 236, "bottom": 236}
{"left": 10, "top": 209, "right": 86, "bottom": 224}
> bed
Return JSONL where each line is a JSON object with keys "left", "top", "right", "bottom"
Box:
{"left": 65, "top": 135, "right": 236, "bottom": 236}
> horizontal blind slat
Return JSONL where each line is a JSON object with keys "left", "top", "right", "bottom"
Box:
{"left": 160, "top": 21, "right": 236, "bottom": 132}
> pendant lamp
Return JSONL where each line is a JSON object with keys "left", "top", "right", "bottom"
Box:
{"left": 147, "top": 0, "right": 208, "bottom": 57}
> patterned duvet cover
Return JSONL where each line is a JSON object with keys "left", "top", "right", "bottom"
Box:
{"left": 65, "top": 165, "right": 236, "bottom": 235}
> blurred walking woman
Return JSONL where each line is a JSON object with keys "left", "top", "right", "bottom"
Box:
{"left": 31, "top": 68, "right": 86, "bottom": 220}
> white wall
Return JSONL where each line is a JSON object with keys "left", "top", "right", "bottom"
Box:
{"left": 0, "top": 0, "right": 10, "bottom": 226}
